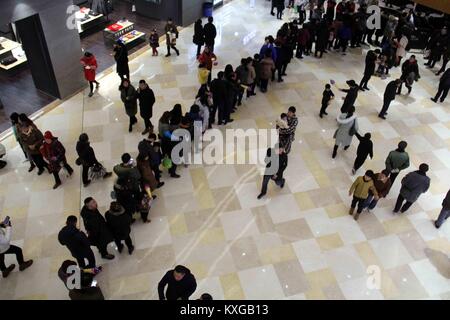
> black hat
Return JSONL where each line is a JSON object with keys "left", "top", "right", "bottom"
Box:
{"left": 346, "top": 80, "right": 357, "bottom": 87}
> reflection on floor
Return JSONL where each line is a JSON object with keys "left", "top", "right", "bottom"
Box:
{"left": 0, "top": 0, "right": 449, "bottom": 300}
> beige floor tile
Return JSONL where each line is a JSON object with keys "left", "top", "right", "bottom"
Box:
{"left": 316, "top": 233, "right": 344, "bottom": 251}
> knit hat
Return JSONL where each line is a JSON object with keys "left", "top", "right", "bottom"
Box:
{"left": 44, "top": 131, "right": 54, "bottom": 140}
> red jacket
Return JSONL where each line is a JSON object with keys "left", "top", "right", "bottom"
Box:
{"left": 297, "top": 29, "right": 310, "bottom": 46}
{"left": 80, "top": 55, "right": 97, "bottom": 82}
{"left": 198, "top": 51, "right": 217, "bottom": 70}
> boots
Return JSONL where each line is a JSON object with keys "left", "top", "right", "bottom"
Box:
{"left": 349, "top": 207, "right": 355, "bottom": 216}
{"left": 2, "top": 264, "right": 15, "bottom": 278}
{"left": 19, "top": 260, "right": 33, "bottom": 271}
{"left": 353, "top": 212, "right": 360, "bottom": 221}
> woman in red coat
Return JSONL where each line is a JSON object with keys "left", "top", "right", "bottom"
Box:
{"left": 80, "top": 52, "right": 100, "bottom": 97}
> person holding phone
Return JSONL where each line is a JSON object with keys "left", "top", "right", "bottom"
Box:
{"left": 0, "top": 216, "right": 33, "bottom": 278}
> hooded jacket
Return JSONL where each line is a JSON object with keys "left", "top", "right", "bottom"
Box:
{"left": 334, "top": 113, "right": 358, "bottom": 147}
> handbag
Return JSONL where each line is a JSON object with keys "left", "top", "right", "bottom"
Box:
{"left": 349, "top": 119, "right": 356, "bottom": 136}
{"left": 88, "top": 163, "right": 106, "bottom": 181}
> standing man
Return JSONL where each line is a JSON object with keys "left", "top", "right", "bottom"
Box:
{"left": 339, "top": 80, "right": 359, "bottom": 113}
{"left": 158, "top": 265, "right": 197, "bottom": 300}
{"left": 359, "top": 49, "right": 380, "bottom": 91}
{"left": 378, "top": 79, "right": 401, "bottom": 119}
{"left": 137, "top": 80, "right": 156, "bottom": 135}
{"left": 58, "top": 215, "right": 96, "bottom": 268}
{"left": 431, "top": 67, "right": 450, "bottom": 103}
{"left": 165, "top": 18, "right": 179, "bottom": 57}
{"left": 210, "top": 71, "right": 227, "bottom": 125}
{"left": 435, "top": 189, "right": 450, "bottom": 228}
{"left": 1, "top": 217, "right": 33, "bottom": 278}
{"left": 394, "top": 164, "right": 430, "bottom": 214}
{"left": 80, "top": 198, "right": 115, "bottom": 260}
{"left": 203, "top": 16, "right": 217, "bottom": 52}
{"left": 385, "top": 141, "right": 410, "bottom": 187}
{"left": 397, "top": 55, "right": 420, "bottom": 95}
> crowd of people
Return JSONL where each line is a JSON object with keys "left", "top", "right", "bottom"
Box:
{"left": 1, "top": 0, "right": 450, "bottom": 301}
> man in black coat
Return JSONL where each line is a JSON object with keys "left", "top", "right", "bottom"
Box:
{"left": 80, "top": 197, "right": 115, "bottom": 260}
{"left": 137, "top": 80, "right": 155, "bottom": 135}
{"left": 105, "top": 202, "right": 134, "bottom": 255}
{"left": 203, "top": 16, "right": 217, "bottom": 52}
{"left": 431, "top": 68, "right": 450, "bottom": 103}
{"left": 359, "top": 49, "right": 380, "bottom": 91}
{"left": 339, "top": 80, "right": 359, "bottom": 113}
{"left": 379, "top": 79, "right": 401, "bottom": 119}
{"left": 158, "top": 265, "right": 197, "bottom": 300}
{"left": 210, "top": 71, "right": 228, "bottom": 125}
{"left": 58, "top": 215, "right": 96, "bottom": 268}
{"left": 352, "top": 132, "right": 373, "bottom": 174}
{"left": 397, "top": 55, "right": 420, "bottom": 95}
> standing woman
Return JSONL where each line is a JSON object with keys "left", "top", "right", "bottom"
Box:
{"left": 76, "top": 133, "right": 112, "bottom": 187}
{"left": 80, "top": 52, "right": 100, "bottom": 98}
{"left": 332, "top": 106, "right": 358, "bottom": 159}
{"left": 19, "top": 120, "right": 48, "bottom": 175}
{"left": 137, "top": 80, "right": 156, "bottom": 135}
{"left": 193, "top": 19, "right": 204, "bottom": 57}
{"left": 40, "top": 131, "right": 74, "bottom": 189}
{"left": 113, "top": 41, "right": 130, "bottom": 82}
{"left": 119, "top": 79, "right": 138, "bottom": 132}
{"left": 165, "top": 18, "right": 179, "bottom": 57}
{"left": 10, "top": 113, "right": 28, "bottom": 160}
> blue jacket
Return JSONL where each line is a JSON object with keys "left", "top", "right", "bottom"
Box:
{"left": 259, "top": 44, "right": 277, "bottom": 62}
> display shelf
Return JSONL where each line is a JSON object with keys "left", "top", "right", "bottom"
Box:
{"left": 119, "top": 31, "right": 146, "bottom": 45}
{"left": 76, "top": 7, "right": 105, "bottom": 34}
{"left": 0, "top": 38, "right": 21, "bottom": 56}
{"left": 0, "top": 56, "right": 27, "bottom": 70}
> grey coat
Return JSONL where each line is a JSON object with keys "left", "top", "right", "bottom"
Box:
{"left": 334, "top": 113, "right": 358, "bottom": 147}
{"left": 399, "top": 171, "right": 430, "bottom": 203}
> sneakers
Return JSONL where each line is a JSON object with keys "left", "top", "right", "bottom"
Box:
{"left": 353, "top": 212, "right": 360, "bottom": 221}
{"left": 19, "top": 260, "right": 33, "bottom": 271}
{"left": 2, "top": 264, "right": 15, "bottom": 278}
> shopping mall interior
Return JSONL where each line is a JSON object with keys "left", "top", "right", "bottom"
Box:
{"left": 0, "top": 0, "right": 449, "bottom": 300}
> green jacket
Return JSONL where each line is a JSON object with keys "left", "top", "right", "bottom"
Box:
{"left": 385, "top": 150, "right": 410, "bottom": 172}
{"left": 113, "top": 164, "right": 141, "bottom": 191}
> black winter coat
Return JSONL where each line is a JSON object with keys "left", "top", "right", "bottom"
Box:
{"left": 210, "top": 78, "right": 227, "bottom": 102}
{"left": 76, "top": 140, "right": 98, "bottom": 167}
{"left": 105, "top": 209, "right": 132, "bottom": 241}
{"left": 203, "top": 22, "right": 217, "bottom": 45}
{"left": 138, "top": 87, "right": 155, "bottom": 119}
{"left": 364, "top": 50, "right": 377, "bottom": 76}
{"left": 114, "top": 45, "right": 129, "bottom": 76}
{"left": 355, "top": 132, "right": 373, "bottom": 159}
{"left": 384, "top": 80, "right": 398, "bottom": 101}
{"left": 341, "top": 87, "right": 358, "bottom": 113}
{"left": 58, "top": 224, "right": 93, "bottom": 258}
{"left": 193, "top": 22, "right": 204, "bottom": 45}
{"left": 158, "top": 269, "right": 197, "bottom": 300}
{"left": 80, "top": 206, "right": 114, "bottom": 248}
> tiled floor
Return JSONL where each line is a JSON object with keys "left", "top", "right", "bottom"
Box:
{"left": 0, "top": 0, "right": 449, "bottom": 300}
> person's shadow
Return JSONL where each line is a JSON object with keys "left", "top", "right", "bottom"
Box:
{"left": 424, "top": 248, "right": 450, "bottom": 279}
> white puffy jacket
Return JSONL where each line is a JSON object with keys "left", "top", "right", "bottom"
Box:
{"left": 0, "top": 226, "right": 12, "bottom": 254}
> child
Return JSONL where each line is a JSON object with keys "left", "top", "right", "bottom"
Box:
{"left": 319, "top": 83, "right": 335, "bottom": 118}
{"left": 276, "top": 113, "right": 290, "bottom": 152}
{"left": 328, "top": 27, "right": 335, "bottom": 50}
{"left": 375, "top": 53, "right": 387, "bottom": 79}
{"left": 198, "top": 63, "right": 210, "bottom": 88}
{"left": 149, "top": 29, "right": 159, "bottom": 56}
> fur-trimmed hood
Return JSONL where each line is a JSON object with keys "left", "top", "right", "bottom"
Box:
{"left": 337, "top": 113, "right": 356, "bottom": 124}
